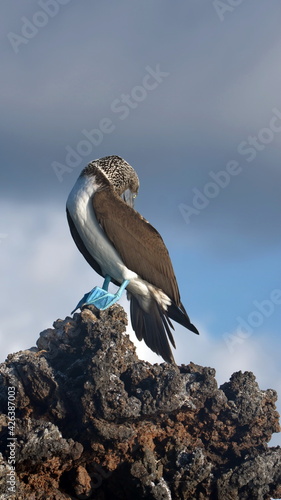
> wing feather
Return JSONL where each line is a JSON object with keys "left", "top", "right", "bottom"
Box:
{"left": 93, "top": 189, "right": 180, "bottom": 304}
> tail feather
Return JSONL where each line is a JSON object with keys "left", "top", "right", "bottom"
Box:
{"left": 167, "top": 301, "right": 199, "bottom": 335}
{"left": 129, "top": 295, "right": 199, "bottom": 364}
{"left": 130, "top": 295, "right": 175, "bottom": 364}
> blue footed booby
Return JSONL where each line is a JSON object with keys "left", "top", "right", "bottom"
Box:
{"left": 66, "top": 155, "right": 199, "bottom": 363}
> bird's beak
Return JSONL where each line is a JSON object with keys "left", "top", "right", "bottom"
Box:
{"left": 121, "top": 189, "right": 136, "bottom": 208}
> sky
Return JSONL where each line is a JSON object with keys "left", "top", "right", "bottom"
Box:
{"left": 0, "top": 0, "right": 281, "bottom": 449}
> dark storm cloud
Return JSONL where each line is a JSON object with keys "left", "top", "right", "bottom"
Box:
{"left": 1, "top": 1, "right": 281, "bottom": 252}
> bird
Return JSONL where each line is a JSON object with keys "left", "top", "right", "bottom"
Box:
{"left": 66, "top": 155, "right": 199, "bottom": 363}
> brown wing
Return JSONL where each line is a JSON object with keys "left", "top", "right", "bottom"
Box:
{"left": 93, "top": 188, "right": 180, "bottom": 304}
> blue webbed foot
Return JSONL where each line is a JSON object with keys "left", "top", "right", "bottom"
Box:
{"left": 71, "top": 275, "right": 129, "bottom": 313}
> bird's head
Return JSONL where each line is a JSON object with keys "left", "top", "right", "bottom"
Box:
{"left": 82, "top": 155, "right": 139, "bottom": 208}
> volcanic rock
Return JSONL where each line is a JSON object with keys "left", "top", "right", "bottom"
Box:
{"left": 0, "top": 304, "right": 280, "bottom": 499}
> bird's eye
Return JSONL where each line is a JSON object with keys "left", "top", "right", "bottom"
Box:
{"left": 133, "top": 194, "right": 137, "bottom": 199}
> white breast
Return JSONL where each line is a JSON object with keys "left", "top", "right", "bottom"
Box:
{"left": 66, "top": 175, "right": 137, "bottom": 284}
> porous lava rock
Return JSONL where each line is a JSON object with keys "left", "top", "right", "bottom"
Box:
{"left": 0, "top": 304, "right": 280, "bottom": 499}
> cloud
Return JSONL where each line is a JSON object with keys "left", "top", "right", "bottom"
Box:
{"left": 1, "top": 3, "right": 281, "bottom": 259}
{"left": 0, "top": 200, "right": 96, "bottom": 354}
{"left": 1, "top": 199, "right": 279, "bottom": 449}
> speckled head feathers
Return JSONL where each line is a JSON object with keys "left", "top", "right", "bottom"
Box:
{"left": 81, "top": 155, "right": 139, "bottom": 196}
